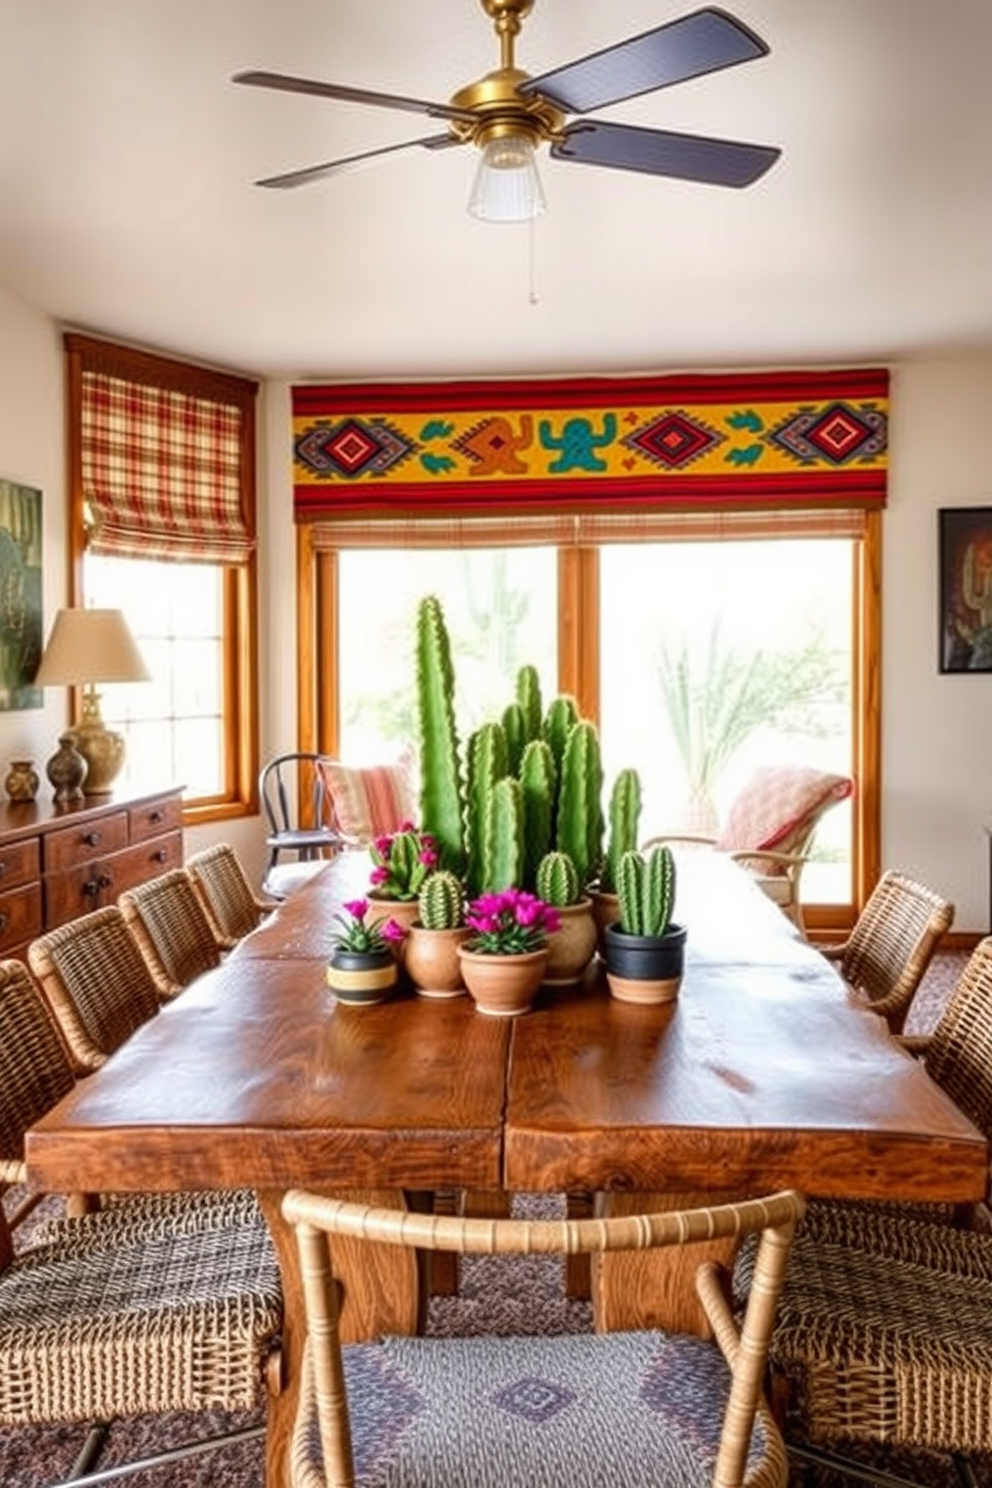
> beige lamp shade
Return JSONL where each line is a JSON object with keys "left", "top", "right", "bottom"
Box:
{"left": 35, "top": 608, "right": 151, "bottom": 795}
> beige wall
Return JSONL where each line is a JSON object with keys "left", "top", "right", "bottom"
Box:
{"left": 2, "top": 290, "right": 990, "bottom": 927}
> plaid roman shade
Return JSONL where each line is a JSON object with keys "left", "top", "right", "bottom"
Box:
{"left": 67, "top": 335, "right": 257, "bottom": 565}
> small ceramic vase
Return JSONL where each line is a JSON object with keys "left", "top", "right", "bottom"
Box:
{"left": 45, "top": 734, "right": 87, "bottom": 803}
{"left": 543, "top": 898, "right": 597, "bottom": 986}
{"left": 4, "top": 759, "right": 40, "bottom": 803}
{"left": 456, "top": 944, "right": 549, "bottom": 1017}
{"left": 326, "top": 948, "right": 397, "bottom": 1007}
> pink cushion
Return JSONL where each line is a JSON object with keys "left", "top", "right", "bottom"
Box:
{"left": 715, "top": 767, "right": 852, "bottom": 855}
{"left": 318, "top": 757, "right": 416, "bottom": 843}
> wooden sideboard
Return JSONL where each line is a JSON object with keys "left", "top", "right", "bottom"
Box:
{"left": 0, "top": 785, "right": 184, "bottom": 960}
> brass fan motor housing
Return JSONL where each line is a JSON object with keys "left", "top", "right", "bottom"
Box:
{"left": 448, "top": 68, "right": 564, "bottom": 150}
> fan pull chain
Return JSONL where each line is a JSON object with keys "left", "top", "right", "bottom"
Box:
{"left": 528, "top": 216, "right": 540, "bottom": 306}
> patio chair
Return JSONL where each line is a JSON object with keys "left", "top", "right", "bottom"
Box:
{"left": 282, "top": 1186, "right": 804, "bottom": 1488}
{"left": 118, "top": 866, "right": 223, "bottom": 998}
{"left": 187, "top": 841, "right": 279, "bottom": 950}
{"left": 820, "top": 868, "right": 955, "bottom": 1034}
{"left": 644, "top": 764, "right": 853, "bottom": 933}
{"left": 259, "top": 751, "right": 345, "bottom": 898}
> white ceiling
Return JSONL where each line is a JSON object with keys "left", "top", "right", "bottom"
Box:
{"left": 1, "top": 0, "right": 990, "bottom": 382}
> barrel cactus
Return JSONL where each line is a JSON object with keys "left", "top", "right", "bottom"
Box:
{"left": 616, "top": 843, "right": 677, "bottom": 937}
{"left": 536, "top": 850, "right": 581, "bottom": 908}
{"left": 418, "top": 869, "right": 465, "bottom": 930}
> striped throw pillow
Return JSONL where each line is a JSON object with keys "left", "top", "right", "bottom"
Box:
{"left": 318, "top": 757, "right": 416, "bottom": 844}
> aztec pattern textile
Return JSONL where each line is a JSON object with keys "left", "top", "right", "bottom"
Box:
{"left": 292, "top": 369, "right": 888, "bottom": 520}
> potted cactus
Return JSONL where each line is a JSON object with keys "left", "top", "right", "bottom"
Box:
{"left": 405, "top": 868, "right": 470, "bottom": 1000}
{"left": 589, "top": 767, "right": 642, "bottom": 956}
{"left": 602, "top": 843, "right": 687, "bottom": 1004}
{"left": 536, "top": 849, "right": 597, "bottom": 987}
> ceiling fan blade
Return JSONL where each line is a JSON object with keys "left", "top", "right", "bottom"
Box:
{"left": 255, "top": 132, "right": 462, "bottom": 190}
{"left": 552, "top": 120, "right": 780, "bottom": 188}
{"left": 232, "top": 70, "right": 477, "bottom": 124}
{"left": 519, "top": 7, "right": 769, "bottom": 115}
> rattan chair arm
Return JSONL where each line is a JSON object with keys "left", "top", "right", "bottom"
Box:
{"left": 696, "top": 1260, "right": 739, "bottom": 1364}
{"left": 641, "top": 833, "right": 718, "bottom": 849}
{"left": 895, "top": 1033, "right": 932, "bottom": 1056}
{"left": 819, "top": 941, "right": 850, "bottom": 962}
{"left": 0, "top": 1159, "right": 27, "bottom": 1185}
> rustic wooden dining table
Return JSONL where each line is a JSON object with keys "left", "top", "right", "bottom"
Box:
{"left": 25, "top": 849, "right": 988, "bottom": 1488}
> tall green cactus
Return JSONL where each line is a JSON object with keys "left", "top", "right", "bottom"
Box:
{"left": 536, "top": 849, "right": 580, "bottom": 908}
{"left": 465, "top": 721, "right": 508, "bottom": 898}
{"left": 616, "top": 844, "right": 677, "bottom": 937}
{"left": 415, "top": 595, "right": 465, "bottom": 875}
{"left": 418, "top": 869, "right": 465, "bottom": 930}
{"left": 502, "top": 701, "right": 526, "bottom": 777}
{"left": 600, "top": 768, "right": 642, "bottom": 893}
{"left": 519, "top": 737, "right": 556, "bottom": 892}
{"left": 516, "top": 664, "right": 543, "bottom": 742}
{"left": 542, "top": 694, "right": 579, "bottom": 775}
{"left": 481, "top": 776, "right": 524, "bottom": 893}
{"left": 555, "top": 720, "right": 604, "bottom": 892}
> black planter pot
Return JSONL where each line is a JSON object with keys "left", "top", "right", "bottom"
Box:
{"left": 602, "top": 922, "right": 687, "bottom": 1005}
{"left": 325, "top": 947, "right": 398, "bottom": 1006}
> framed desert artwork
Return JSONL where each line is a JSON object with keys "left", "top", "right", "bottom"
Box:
{"left": 939, "top": 505, "right": 992, "bottom": 673}
{"left": 0, "top": 479, "right": 43, "bottom": 709}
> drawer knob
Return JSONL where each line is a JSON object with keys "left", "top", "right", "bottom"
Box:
{"left": 153, "top": 848, "right": 168, "bottom": 863}
{"left": 0, "top": 861, "right": 5, "bottom": 877}
{"left": 83, "top": 879, "right": 100, "bottom": 898}
{"left": 98, "top": 873, "right": 112, "bottom": 890}
{"left": 150, "top": 809, "right": 164, "bottom": 824}
{"left": 84, "top": 831, "right": 101, "bottom": 847}
{"left": 0, "top": 912, "right": 7, "bottom": 933}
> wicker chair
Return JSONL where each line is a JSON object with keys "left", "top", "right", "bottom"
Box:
{"left": 118, "top": 866, "right": 223, "bottom": 998}
{"left": 644, "top": 765, "right": 853, "bottom": 933}
{"left": 735, "top": 939, "right": 992, "bottom": 1487}
{"left": 820, "top": 868, "right": 955, "bottom": 1034}
{"left": 187, "top": 842, "right": 278, "bottom": 951}
{"left": 27, "top": 904, "right": 163, "bottom": 1074}
{"left": 282, "top": 1187, "right": 805, "bottom": 1488}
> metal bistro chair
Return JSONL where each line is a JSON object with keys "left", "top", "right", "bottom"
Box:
{"left": 644, "top": 765, "right": 853, "bottom": 935}
{"left": 259, "top": 752, "right": 343, "bottom": 899}
{"left": 735, "top": 937, "right": 992, "bottom": 1488}
{"left": 819, "top": 868, "right": 955, "bottom": 1035}
{"left": 0, "top": 958, "right": 282, "bottom": 1485}
{"left": 118, "top": 866, "right": 223, "bottom": 999}
{"left": 187, "top": 841, "right": 279, "bottom": 951}
{"left": 282, "top": 1187, "right": 804, "bottom": 1488}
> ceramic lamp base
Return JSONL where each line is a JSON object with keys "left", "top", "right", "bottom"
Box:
{"left": 66, "top": 721, "right": 126, "bottom": 795}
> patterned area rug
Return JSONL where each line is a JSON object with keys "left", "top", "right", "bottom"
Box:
{"left": 1, "top": 951, "right": 987, "bottom": 1488}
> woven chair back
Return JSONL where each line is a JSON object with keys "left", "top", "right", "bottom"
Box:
{"left": 923, "top": 935, "right": 992, "bottom": 1141}
{"left": 0, "top": 959, "right": 75, "bottom": 1183}
{"left": 118, "top": 869, "right": 222, "bottom": 998}
{"left": 187, "top": 842, "right": 271, "bottom": 949}
{"left": 839, "top": 870, "right": 954, "bottom": 1033}
{"left": 283, "top": 1188, "right": 804, "bottom": 1488}
{"left": 28, "top": 905, "right": 162, "bottom": 1074}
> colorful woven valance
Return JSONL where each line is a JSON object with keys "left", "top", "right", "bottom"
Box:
{"left": 292, "top": 369, "right": 888, "bottom": 521}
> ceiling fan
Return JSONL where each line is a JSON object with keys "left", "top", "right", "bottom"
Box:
{"left": 233, "top": 0, "right": 779, "bottom": 222}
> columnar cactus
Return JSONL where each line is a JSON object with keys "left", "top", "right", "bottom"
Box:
{"left": 519, "top": 737, "right": 556, "bottom": 892}
{"left": 555, "top": 719, "right": 604, "bottom": 892}
{"left": 415, "top": 595, "right": 465, "bottom": 875}
{"left": 465, "top": 721, "right": 509, "bottom": 898}
{"left": 600, "top": 768, "right": 642, "bottom": 893}
{"left": 542, "top": 694, "right": 579, "bottom": 776}
{"left": 502, "top": 701, "right": 526, "bottom": 777}
{"left": 481, "top": 776, "right": 524, "bottom": 893}
{"left": 536, "top": 849, "right": 580, "bottom": 908}
{"left": 616, "top": 844, "right": 677, "bottom": 937}
{"left": 516, "top": 664, "right": 543, "bottom": 742}
{"left": 418, "top": 869, "right": 465, "bottom": 930}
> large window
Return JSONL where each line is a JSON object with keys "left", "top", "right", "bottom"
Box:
{"left": 302, "top": 511, "right": 878, "bottom": 932}
{"left": 65, "top": 335, "right": 258, "bottom": 822}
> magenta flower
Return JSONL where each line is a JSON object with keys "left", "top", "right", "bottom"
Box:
{"left": 463, "top": 886, "right": 558, "bottom": 955}
{"left": 330, "top": 898, "right": 406, "bottom": 955}
{"left": 367, "top": 823, "right": 439, "bottom": 902}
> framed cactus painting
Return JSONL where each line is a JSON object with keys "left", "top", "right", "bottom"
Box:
{"left": 0, "top": 479, "right": 43, "bottom": 710}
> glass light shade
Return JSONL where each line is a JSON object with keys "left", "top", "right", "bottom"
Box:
{"left": 467, "top": 134, "right": 546, "bottom": 223}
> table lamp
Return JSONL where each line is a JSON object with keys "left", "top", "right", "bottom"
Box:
{"left": 34, "top": 608, "right": 151, "bottom": 797}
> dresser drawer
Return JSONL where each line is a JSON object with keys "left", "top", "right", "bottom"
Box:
{"left": 45, "top": 813, "right": 129, "bottom": 873}
{"left": 0, "top": 881, "right": 43, "bottom": 953}
{"left": 104, "top": 832, "right": 184, "bottom": 897}
{"left": 0, "top": 835, "right": 41, "bottom": 891}
{"left": 129, "top": 795, "right": 184, "bottom": 844}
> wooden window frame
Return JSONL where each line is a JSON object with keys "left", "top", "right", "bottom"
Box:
{"left": 64, "top": 336, "right": 259, "bottom": 825}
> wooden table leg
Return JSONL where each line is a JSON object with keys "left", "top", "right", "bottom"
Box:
{"left": 593, "top": 1190, "right": 744, "bottom": 1338}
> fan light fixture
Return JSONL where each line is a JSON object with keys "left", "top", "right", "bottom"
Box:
{"left": 467, "top": 132, "right": 546, "bottom": 223}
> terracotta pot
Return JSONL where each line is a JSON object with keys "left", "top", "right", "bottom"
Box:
{"left": 456, "top": 944, "right": 549, "bottom": 1017}
{"left": 405, "top": 923, "right": 471, "bottom": 999}
{"left": 326, "top": 947, "right": 397, "bottom": 1007}
{"left": 366, "top": 893, "right": 420, "bottom": 965}
{"left": 602, "top": 922, "right": 687, "bottom": 1005}
{"left": 543, "top": 898, "right": 597, "bottom": 986}
{"left": 587, "top": 886, "right": 620, "bottom": 959}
